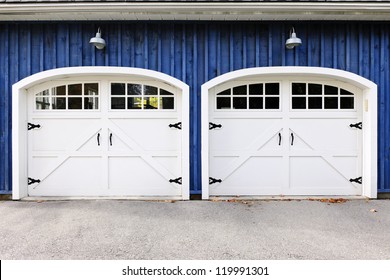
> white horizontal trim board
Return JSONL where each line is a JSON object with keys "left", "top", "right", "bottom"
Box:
{"left": 1, "top": 3, "right": 390, "bottom": 21}
{"left": 201, "top": 66, "right": 377, "bottom": 199}
{"left": 12, "top": 67, "right": 190, "bottom": 200}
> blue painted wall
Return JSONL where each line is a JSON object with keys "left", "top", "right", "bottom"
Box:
{"left": 0, "top": 21, "right": 389, "bottom": 194}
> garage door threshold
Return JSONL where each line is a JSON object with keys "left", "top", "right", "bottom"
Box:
{"left": 20, "top": 196, "right": 185, "bottom": 201}
{"left": 208, "top": 195, "right": 368, "bottom": 201}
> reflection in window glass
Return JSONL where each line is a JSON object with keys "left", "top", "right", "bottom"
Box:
{"left": 308, "top": 97, "right": 322, "bottom": 109}
{"left": 36, "top": 97, "right": 50, "bottom": 110}
{"left": 233, "top": 97, "right": 247, "bottom": 109}
{"left": 292, "top": 97, "right": 306, "bottom": 109}
{"left": 53, "top": 86, "right": 65, "bottom": 96}
{"left": 144, "top": 85, "right": 158, "bottom": 95}
{"left": 249, "top": 84, "right": 263, "bottom": 95}
{"left": 217, "top": 89, "right": 231, "bottom": 95}
{"left": 292, "top": 83, "right": 306, "bottom": 95}
{"left": 128, "top": 84, "right": 142, "bottom": 95}
{"left": 340, "top": 97, "right": 354, "bottom": 109}
{"left": 265, "top": 83, "right": 279, "bottom": 95}
{"left": 324, "top": 97, "right": 338, "bottom": 109}
{"left": 111, "top": 98, "right": 125, "bottom": 109}
{"left": 85, "top": 83, "right": 98, "bottom": 96}
{"left": 127, "top": 97, "right": 142, "bottom": 109}
{"left": 36, "top": 89, "right": 49, "bottom": 96}
{"left": 217, "top": 97, "right": 231, "bottom": 109}
{"left": 52, "top": 97, "right": 66, "bottom": 109}
{"left": 68, "top": 84, "right": 82, "bottom": 96}
{"left": 325, "top": 85, "right": 338, "bottom": 95}
{"left": 68, "top": 97, "right": 82, "bottom": 109}
{"left": 160, "top": 97, "right": 174, "bottom": 109}
{"left": 84, "top": 97, "right": 98, "bottom": 110}
{"left": 233, "top": 85, "right": 247, "bottom": 95}
{"left": 249, "top": 97, "right": 263, "bottom": 109}
{"left": 160, "top": 89, "right": 174, "bottom": 96}
{"left": 308, "top": 84, "right": 322, "bottom": 95}
{"left": 265, "top": 97, "right": 279, "bottom": 109}
{"left": 144, "top": 97, "right": 158, "bottom": 109}
{"left": 111, "top": 83, "right": 125, "bottom": 95}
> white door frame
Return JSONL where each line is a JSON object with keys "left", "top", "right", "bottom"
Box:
{"left": 12, "top": 66, "right": 190, "bottom": 200}
{"left": 201, "top": 67, "right": 377, "bottom": 199}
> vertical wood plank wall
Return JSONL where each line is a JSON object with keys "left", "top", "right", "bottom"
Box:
{"left": 0, "top": 21, "right": 389, "bottom": 194}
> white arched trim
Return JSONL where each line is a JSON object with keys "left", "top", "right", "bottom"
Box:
{"left": 12, "top": 66, "right": 190, "bottom": 200}
{"left": 201, "top": 67, "right": 377, "bottom": 199}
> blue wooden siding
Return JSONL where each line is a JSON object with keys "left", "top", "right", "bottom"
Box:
{"left": 0, "top": 22, "right": 389, "bottom": 194}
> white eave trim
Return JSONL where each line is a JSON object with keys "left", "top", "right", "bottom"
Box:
{"left": 1, "top": 3, "right": 390, "bottom": 21}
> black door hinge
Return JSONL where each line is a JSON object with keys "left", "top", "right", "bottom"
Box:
{"left": 169, "top": 122, "right": 182, "bottom": 130}
{"left": 209, "top": 122, "right": 222, "bottom": 130}
{"left": 169, "top": 177, "right": 182, "bottom": 185}
{"left": 349, "top": 122, "right": 362, "bottom": 130}
{"left": 209, "top": 177, "right": 222, "bottom": 185}
{"left": 349, "top": 177, "right": 362, "bottom": 184}
{"left": 28, "top": 122, "right": 41, "bottom": 130}
{"left": 28, "top": 177, "right": 41, "bottom": 185}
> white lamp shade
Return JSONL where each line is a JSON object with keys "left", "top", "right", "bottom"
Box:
{"left": 89, "top": 30, "right": 106, "bottom": 49}
{"left": 285, "top": 31, "right": 302, "bottom": 49}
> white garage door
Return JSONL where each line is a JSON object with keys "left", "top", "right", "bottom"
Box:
{"left": 27, "top": 77, "right": 186, "bottom": 197}
{"left": 207, "top": 78, "right": 363, "bottom": 196}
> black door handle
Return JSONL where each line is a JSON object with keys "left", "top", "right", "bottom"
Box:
{"left": 291, "top": 133, "right": 294, "bottom": 146}
{"left": 109, "top": 133, "right": 112, "bottom": 146}
{"left": 97, "top": 133, "right": 100, "bottom": 146}
{"left": 278, "top": 133, "right": 281, "bottom": 145}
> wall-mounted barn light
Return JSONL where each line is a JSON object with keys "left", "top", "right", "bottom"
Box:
{"left": 89, "top": 28, "right": 106, "bottom": 50}
{"left": 285, "top": 27, "right": 302, "bottom": 49}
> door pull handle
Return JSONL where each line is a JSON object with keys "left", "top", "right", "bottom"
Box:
{"left": 109, "top": 133, "right": 113, "bottom": 146}
{"left": 97, "top": 133, "right": 100, "bottom": 146}
{"left": 291, "top": 133, "right": 294, "bottom": 146}
{"left": 278, "top": 133, "right": 282, "bottom": 146}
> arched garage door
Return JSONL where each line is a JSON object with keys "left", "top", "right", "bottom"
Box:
{"left": 13, "top": 67, "right": 189, "bottom": 199}
{"left": 201, "top": 67, "right": 377, "bottom": 199}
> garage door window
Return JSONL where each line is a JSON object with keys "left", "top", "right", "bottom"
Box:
{"left": 291, "top": 83, "right": 355, "bottom": 110}
{"left": 110, "top": 83, "right": 175, "bottom": 110}
{"left": 35, "top": 83, "right": 99, "bottom": 110}
{"left": 216, "top": 83, "right": 280, "bottom": 110}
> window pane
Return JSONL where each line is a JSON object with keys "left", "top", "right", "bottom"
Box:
{"left": 265, "top": 97, "right": 279, "bottom": 109}
{"left": 68, "top": 97, "right": 82, "bottom": 109}
{"left": 52, "top": 97, "right": 66, "bottom": 110}
{"left": 111, "top": 83, "right": 125, "bottom": 95}
{"left": 308, "top": 97, "right": 322, "bottom": 109}
{"left": 324, "top": 97, "right": 338, "bottom": 109}
{"left": 36, "top": 97, "right": 50, "bottom": 110}
{"left": 217, "top": 97, "right": 231, "bottom": 109}
{"left": 127, "top": 97, "right": 142, "bottom": 109}
{"left": 160, "top": 97, "right": 174, "bottom": 109}
{"left": 265, "top": 83, "right": 279, "bottom": 95}
{"left": 53, "top": 86, "right": 65, "bottom": 96}
{"left": 292, "top": 97, "right": 306, "bottom": 109}
{"left": 233, "top": 85, "right": 247, "bottom": 95}
{"left": 84, "top": 97, "right": 98, "bottom": 110}
{"left": 144, "top": 97, "right": 158, "bottom": 109}
{"left": 340, "top": 97, "right": 354, "bottom": 109}
{"left": 325, "top": 85, "right": 338, "bottom": 95}
{"left": 249, "top": 84, "right": 263, "bottom": 95}
{"left": 217, "top": 89, "right": 231, "bottom": 95}
{"left": 144, "top": 85, "right": 158, "bottom": 95}
{"left": 128, "top": 84, "right": 142, "bottom": 95}
{"left": 308, "top": 84, "right": 322, "bottom": 95}
{"left": 111, "top": 98, "right": 125, "bottom": 109}
{"left": 36, "top": 89, "right": 49, "bottom": 96}
{"left": 85, "top": 83, "right": 98, "bottom": 96}
{"left": 160, "top": 89, "right": 174, "bottom": 96}
{"left": 233, "top": 97, "right": 247, "bottom": 109}
{"left": 340, "top": 89, "right": 354, "bottom": 95}
{"left": 292, "top": 83, "right": 306, "bottom": 95}
{"left": 249, "top": 97, "right": 263, "bottom": 109}
{"left": 68, "top": 84, "right": 82, "bottom": 96}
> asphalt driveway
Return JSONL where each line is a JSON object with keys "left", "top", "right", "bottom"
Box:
{"left": 0, "top": 199, "right": 389, "bottom": 259}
